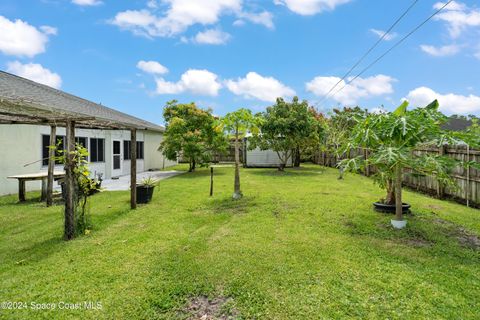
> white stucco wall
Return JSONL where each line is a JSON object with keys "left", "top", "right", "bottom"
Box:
{"left": 144, "top": 131, "right": 178, "bottom": 170}
{"left": 0, "top": 125, "right": 175, "bottom": 196}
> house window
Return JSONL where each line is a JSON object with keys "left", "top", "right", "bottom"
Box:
{"left": 123, "top": 140, "right": 144, "bottom": 160}
{"left": 137, "top": 141, "right": 144, "bottom": 160}
{"left": 42, "top": 135, "right": 65, "bottom": 166}
{"left": 124, "top": 140, "right": 132, "bottom": 160}
{"left": 90, "top": 138, "right": 105, "bottom": 162}
{"left": 75, "top": 137, "right": 88, "bottom": 149}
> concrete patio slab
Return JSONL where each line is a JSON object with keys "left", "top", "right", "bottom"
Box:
{"left": 101, "top": 170, "right": 183, "bottom": 191}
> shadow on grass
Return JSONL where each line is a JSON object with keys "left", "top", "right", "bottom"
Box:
{"left": 246, "top": 167, "right": 324, "bottom": 177}
{"left": 207, "top": 196, "right": 258, "bottom": 215}
{"left": 342, "top": 210, "right": 480, "bottom": 264}
{"left": 1, "top": 191, "right": 133, "bottom": 266}
{"left": 173, "top": 169, "right": 227, "bottom": 179}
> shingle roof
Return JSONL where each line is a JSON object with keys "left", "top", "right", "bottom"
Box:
{"left": 442, "top": 117, "right": 472, "bottom": 132}
{"left": 0, "top": 71, "right": 164, "bottom": 132}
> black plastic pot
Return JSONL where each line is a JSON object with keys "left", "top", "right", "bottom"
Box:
{"left": 373, "top": 202, "right": 411, "bottom": 213}
{"left": 136, "top": 185, "right": 155, "bottom": 204}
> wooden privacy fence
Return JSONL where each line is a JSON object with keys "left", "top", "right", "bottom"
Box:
{"left": 313, "top": 144, "right": 480, "bottom": 208}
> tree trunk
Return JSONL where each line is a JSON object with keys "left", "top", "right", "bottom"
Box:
{"left": 293, "top": 147, "right": 300, "bottom": 167}
{"left": 394, "top": 165, "right": 403, "bottom": 221}
{"left": 192, "top": 159, "right": 196, "bottom": 172}
{"left": 233, "top": 128, "right": 242, "bottom": 199}
{"left": 385, "top": 179, "right": 395, "bottom": 205}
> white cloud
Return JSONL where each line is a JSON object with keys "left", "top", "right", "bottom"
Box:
{"left": 306, "top": 74, "right": 395, "bottom": 105}
{"left": 237, "top": 11, "right": 274, "bottom": 29}
{"left": 111, "top": 0, "right": 241, "bottom": 37}
{"left": 274, "top": 0, "right": 352, "bottom": 15}
{"left": 137, "top": 60, "right": 169, "bottom": 75}
{"left": 420, "top": 44, "right": 460, "bottom": 57}
{"left": 0, "top": 16, "right": 56, "bottom": 57}
{"left": 111, "top": 0, "right": 274, "bottom": 39}
{"left": 155, "top": 69, "right": 222, "bottom": 96}
{"left": 434, "top": 1, "right": 480, "bottom": 38}
{"left": 146, "top": 0, "right": 158, "bottom": 9}
{"left": 6, "top": 61, "right": 62, "bottom": 89}
{"left": 40, "top": 25, "right": 58, "bottom": 36}
{"left": 233, "top": 19, "right": 246, "bottom": 27}
{"left": 193, "top": 29, "right": 231, "bottom": 45}
{"left": 72, "top": 0, "right": 102, "bottom": 6}
{"left": 370, "top": 28, "right": 397, "bottom": 41}
{"left": 405, "top": 86, "right": 480, "bottom": 115}
{"left": 110, "top": 10, "right": 157, "bottom": 38}
{"left": 226, "top": 72, "right": 295, "bottom": 102}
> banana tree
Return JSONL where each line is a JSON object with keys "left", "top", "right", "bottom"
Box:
{"left": 222, "top": 108, "right": 259, "bottom": 200}
{"left": 340, "top": 100, "right": 464, "bottom": 229}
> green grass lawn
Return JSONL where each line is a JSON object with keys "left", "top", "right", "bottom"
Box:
{"left": 0, "top": 164, "right": 479, "bottom": 319}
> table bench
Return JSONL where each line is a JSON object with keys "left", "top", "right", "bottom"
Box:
{"left": 7, "top": 172, "right": 65, "bottom": 202}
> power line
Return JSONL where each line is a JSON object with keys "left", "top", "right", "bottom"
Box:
{"left": 326, "top": 0, "right": 454, "bottom": 105}
{"left": 315, "top": 0, "right": 420, "bottom": 107}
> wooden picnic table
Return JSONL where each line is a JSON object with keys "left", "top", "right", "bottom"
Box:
{"left": 7, "top": 171, "right": 65, "bottom": 202}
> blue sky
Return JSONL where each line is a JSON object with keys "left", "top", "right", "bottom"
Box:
{"left": 1, "top": 0, "right": 480, "bottom": 125}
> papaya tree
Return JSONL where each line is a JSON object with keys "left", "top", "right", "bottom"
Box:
{"left": 340, "top": 100, "right": 468, "bottom": 229}
{"left": 222, "top": 108, "right": 259, "bottom": 199}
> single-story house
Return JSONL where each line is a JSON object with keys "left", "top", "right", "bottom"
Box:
{"left": 0, "top": 71, "right": 176, "bottom": 196}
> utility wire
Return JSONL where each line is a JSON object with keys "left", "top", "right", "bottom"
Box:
{"left": 326, "top": 0, "right": 454, "bottom": 105}
{"left": 315, "top": 0, "right": 420, "bottom": 107}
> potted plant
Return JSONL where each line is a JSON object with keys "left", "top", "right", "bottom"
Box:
{"left": 136, "top": 176, "right": 158, "bottom": 204}
{"left": 340, "top": 100, "right": 464, "bottom": 229}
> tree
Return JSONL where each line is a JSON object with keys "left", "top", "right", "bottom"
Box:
{"left": 251, "top": 97, "right": 325, "bottom": 171}
{"left": 222, "top": 108, "right": 259, "bottom": 199}
{"left": 325, "top": 107, "right": 368, "bottom": 178}
{"left": 160, "top": 100, "right": 227, "bottom": 172}
{"left": 340, "top": 100, "right": 468, "bottom": 229}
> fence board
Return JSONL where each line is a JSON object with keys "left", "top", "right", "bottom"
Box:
{"left": 314, "top": 144, "right": 480, "bottom": 208}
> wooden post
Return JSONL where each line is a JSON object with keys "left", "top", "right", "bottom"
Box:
{"left": 18, "top": 179, "right": 26, "bottom": 202}
{"left": 41, "top": 178, "right": 47, "bottom": 201}
{"left": 64, "top": 120, "right": 76, "bottom": 240}
{"left": 130, "top": 129, "right": 137, "bottom": 209}
{"left": 46, "top": 125, "right": 56, "bottom": 206}
{"left": 210, "top": 167, "right": 214, "bottom": 196}
{"left": 466, "top": 144, "right": 470, "bottom": 207}
{"left": 437, "top": 144, "right": 446, "bottom": 199}
{"left": 364, "top": 148, "right": 370, "bottom": 177}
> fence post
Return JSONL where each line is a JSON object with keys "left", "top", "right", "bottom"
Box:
{"left": 437, "top": 144, "right": 446, "bottom": 199}
{"left": 364, "top": 148, "right": 370, "bottom": 177}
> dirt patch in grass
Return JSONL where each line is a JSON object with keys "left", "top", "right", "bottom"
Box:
{"left": 179, "top": 296, "right": 239, "bottom": 320}
{"left": 432, "top": 218, "right": 480, "bottom": 250}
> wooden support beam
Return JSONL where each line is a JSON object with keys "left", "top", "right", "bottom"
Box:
{"left": 64, "top": 120, "right": 76, "bottom": 240}
{"left": 46, "top": 125, "right": 56, "bottom": 207}
{"left": 130, "top": 129, "right": 137, "bottom": 209}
